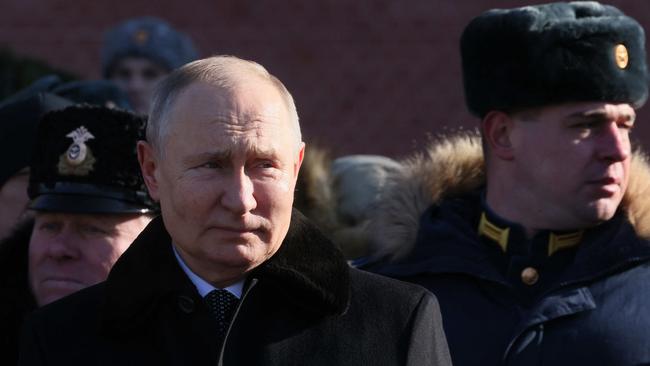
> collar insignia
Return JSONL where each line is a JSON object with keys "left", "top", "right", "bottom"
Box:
{"left": 57, "top": 126, "right": 96, "bottom": 176}
{"left": 478, "top": 212, "right": 583, "bottom": 255}
{"left": 478, "top": 212, "right": 509, "bottom": 252}
{"left": 548, "top": 230, "right": 583, "bottom": 256}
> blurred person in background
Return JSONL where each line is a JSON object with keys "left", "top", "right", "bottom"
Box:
{"left": 101, "top": 16, "right": 198, "bottom": 114}
{"left": 4, "top": 74, "right": 132, "bottom": 110}
{"left": 294, "top": 147, "right": 403, "bottom": 259}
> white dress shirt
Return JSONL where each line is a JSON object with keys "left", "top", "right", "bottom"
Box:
{"left": 172, "top": 244, "right": 244, "bottom": 299}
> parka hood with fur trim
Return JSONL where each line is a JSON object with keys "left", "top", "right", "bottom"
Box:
{"left": 367, "top": 131, "right": 650, "bottom": 262}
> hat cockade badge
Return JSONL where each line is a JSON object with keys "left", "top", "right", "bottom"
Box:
{"left": 57, "top": 126, "right": 96, "bottom": 176}
{"left": 134, "top": 29, "right": 149, "bottom": 45}
{"left": 615, "top": 44, "right": 629, "bottom": 69}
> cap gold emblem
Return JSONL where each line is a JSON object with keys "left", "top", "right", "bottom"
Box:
{"left": 57, "top": 126, "right": 96, "bottom": 176}
{"left": 134, "top": 29, "right": 149, "bottom": 45}
{"left": 615, "top": 44, "right": 629, "bottom": 69}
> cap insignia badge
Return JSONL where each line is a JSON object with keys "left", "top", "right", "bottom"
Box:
{"left": 57, "top": 126, "right": 96, "bottom": 176}
{"left": 615, "top": 44, "right": 629, "bottom": 69}
{"left": 134, "top": 29, "right": 149, "bottom": 45}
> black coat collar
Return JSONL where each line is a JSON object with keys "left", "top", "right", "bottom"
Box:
{"left": 101, "top": 209, "right": 350, "bottom": 332}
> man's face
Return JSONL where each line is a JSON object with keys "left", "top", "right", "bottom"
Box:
{"left": 509, "top": 102, "right": 634, "bottom": 229}
{"left": 28, "top": 212, "right": 151, "bottom": 306}
{"left": 109, "top": 56, "right": 168, "bottom": 114}
{"left": 0, "top": 169, "right": 30, "bottom": 239}
{"left": 139, "top": 81, "right": 304, "bottom": 286}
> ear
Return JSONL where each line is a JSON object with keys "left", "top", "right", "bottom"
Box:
{"left": 294, "top": 142, "right": 306, "bottom": 179}
{"left": 137, "top": 141, "right": 161, "bottom": 201}
{"left": 481, "top": 111, "right": 515, "bottom": 161}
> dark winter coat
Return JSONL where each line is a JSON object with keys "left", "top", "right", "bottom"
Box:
{"left": 19, "top": 210, "right": 451, "bottom": 366}
{"left": 0, "top": 219, "right": 36, "bottom": 366}
{"left": 362, "top": 133, "right": 650, "bottom": 366}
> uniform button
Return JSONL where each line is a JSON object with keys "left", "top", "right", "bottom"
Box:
{"left": 521, "top": 267, "right": 539, "bottom": 285}
{"left": 178, "top": 295, "right": 195, "bottom": 313}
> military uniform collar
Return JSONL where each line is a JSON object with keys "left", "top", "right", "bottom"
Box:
{"left": 366, "top": 190, "right": 650, "bottom": 296}
{"left": 478, "top": 196, "right": 583, "bottom": 257}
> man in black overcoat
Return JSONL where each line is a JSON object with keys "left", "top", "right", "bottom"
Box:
{"left": 18, "top": 55, "right": 451, "bottom": 366}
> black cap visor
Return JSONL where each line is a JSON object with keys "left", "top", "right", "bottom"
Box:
{"left": 29, "top": 193, "right": 153, "bottom": 214}
{"left": 28, "top": 182, "right": 155, "bottom": 214}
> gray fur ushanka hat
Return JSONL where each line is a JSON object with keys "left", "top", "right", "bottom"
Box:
{"left": 101, "top": 16, "right": 198, "bottom": 78}
{"left": 461, "top": 1, "right": 648, "bottom": 117}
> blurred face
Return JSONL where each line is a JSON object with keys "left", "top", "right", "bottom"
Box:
{"left": 109, "top": 57, "right": 168, "bottom": 114}
{"left": 509, "top": 102, "right": 634, "bottom": 229}
{"left": 0, "top": 169, "right": 30, "bottom": 239}
{"left": 138, "top": 81, "right": 304, "bottom": 287}
{"left": 28, "top": 212, "right": 151, "bottom": 306}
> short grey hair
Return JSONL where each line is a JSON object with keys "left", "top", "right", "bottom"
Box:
{"left": 146, "top": 55, "right": 302, "bottom": 154}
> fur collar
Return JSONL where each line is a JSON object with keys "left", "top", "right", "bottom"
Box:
{"left": 367, "top": 131, "right": 650, "bottom": 261}
{"left": 102, "top": 209, "right": 350, "bottom": 332}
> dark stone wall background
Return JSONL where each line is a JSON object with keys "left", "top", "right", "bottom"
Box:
{"left": 1, "top": 0, "right": 649, "bottom": 158}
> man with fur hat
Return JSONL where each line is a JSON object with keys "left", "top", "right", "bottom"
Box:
{"left": 0, "top": 106, "right": 157, "bottom": 365}
{"left": 102, "top": 17, "right": 198, "bottom": 114}
{"left": 364, "top": 2, "right": 650, "bottom": 365}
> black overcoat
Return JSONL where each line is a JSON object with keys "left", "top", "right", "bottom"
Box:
{"left": 0, "top": 219, "right": 36, "bottom": 366}
{"left": 19, "top": 211, "right": 451, "bottom": 365}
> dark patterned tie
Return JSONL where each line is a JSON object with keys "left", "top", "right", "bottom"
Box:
{"left": 204, "top": 289, "right": 239, "bottom": 339}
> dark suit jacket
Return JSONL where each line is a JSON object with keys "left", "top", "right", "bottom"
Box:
{"left": 19, "top": 211, "right": 451, "bottom": 365}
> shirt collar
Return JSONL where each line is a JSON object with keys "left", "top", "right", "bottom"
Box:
{"left": 172, "top": 244, "right": 244, "bottom": 299}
